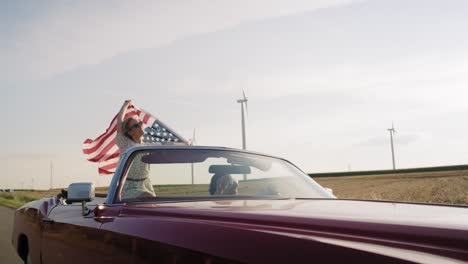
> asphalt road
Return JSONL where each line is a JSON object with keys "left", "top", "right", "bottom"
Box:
{"left": 0, "top": 206, "right": 23, "bottom": 264}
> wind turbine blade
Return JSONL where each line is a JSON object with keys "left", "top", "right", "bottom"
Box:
{"left": 242, "top": 89, "right": 248, "bottom": 116}
{"left": 246, "top": 103, "right": 249, "bottom": 117}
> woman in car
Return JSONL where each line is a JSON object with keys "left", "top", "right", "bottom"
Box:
{"left": 116, "top": 100, "right": 156, "bottom": 199}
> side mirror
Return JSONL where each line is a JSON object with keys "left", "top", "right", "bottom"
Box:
{"left": 67, "top": 182, "right": 95, "bottom": 216}
{"left": 68, "top": 182, "right": 95, "bottom": 202}
{"left": 324, "top": 187, "right": 334, "bottom": 195}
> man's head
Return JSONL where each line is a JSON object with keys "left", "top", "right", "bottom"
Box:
{"left": 215, "top": 174, "right": 239, "bottom": 195}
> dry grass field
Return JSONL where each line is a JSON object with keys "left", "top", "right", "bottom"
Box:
{"left": 314, "top": 169, "right": 468, "bottom": 205}
{"left": 2, "top": 170, "right": 467, "bottom": 208}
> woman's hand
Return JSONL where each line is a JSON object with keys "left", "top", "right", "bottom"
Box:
{"left": 118, "top": 100, "right": 134, "bottom": 133}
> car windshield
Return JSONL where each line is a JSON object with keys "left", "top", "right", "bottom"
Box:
{"left": 116, "top": 148, "right": 334, "bottom": 203}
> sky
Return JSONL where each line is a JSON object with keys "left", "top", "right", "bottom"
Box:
{"left": 3, "top": 0, "right": 468, "bottom": 189}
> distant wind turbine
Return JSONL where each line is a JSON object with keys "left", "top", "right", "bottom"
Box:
{"left": 190, "top": 128, "right": 196, "bottom": 146}
{"left": 387, "top": 122, "right": 397, "bottom": 170}
{"left": 237, "top": 90, "right": 248, "bottom": 150}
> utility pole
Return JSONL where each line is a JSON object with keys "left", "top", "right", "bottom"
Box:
{"left": 191, "top": 129, "right": 196, "bottom": 185}
{"left": 191, "top": 162, "right": 194, "bottom": 185}
{"left": 387, "top": 123, "right": 396, "bottom": 170}
{"left": 50, "top": 160, "right": 53, "bottom": 190}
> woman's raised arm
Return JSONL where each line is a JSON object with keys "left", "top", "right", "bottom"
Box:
{"left": 117, "top": 100, "right": 132, "bottom": 133}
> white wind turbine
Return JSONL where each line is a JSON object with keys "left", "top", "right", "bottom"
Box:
{"left": 190, "top": 128, "right": 196, "bottom": 146}
{"left": 387, "top": 122, "right": 397, "bottom": 170}
{"left": 237, "top": 90, "right": 248, "bottom": 150}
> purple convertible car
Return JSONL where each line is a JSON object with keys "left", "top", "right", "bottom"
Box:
{"left": 12, "top": 146, "right": 468, "bottom": 263}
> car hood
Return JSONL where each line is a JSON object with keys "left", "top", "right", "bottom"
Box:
{"left": 121, "top": 199, "right": 468, "bottom": 230}
{"left": 114, "top": 199, "right": 468, "bottom": 263}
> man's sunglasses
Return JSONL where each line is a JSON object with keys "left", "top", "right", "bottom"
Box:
{"left": 131, "top": 121, "right": 143, "bottom": 129}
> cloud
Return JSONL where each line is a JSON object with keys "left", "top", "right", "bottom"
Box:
{"left": 4, "top": 0, "right": 468, "bottom": 187}
{"left": 5, "top": 0, "right": 468, "bottom": 154}
{"left": 1, "top": 0, "right": 358, "bottom": 82}
{"left": 26, "top": 0, "right": 467, "bottom": 100}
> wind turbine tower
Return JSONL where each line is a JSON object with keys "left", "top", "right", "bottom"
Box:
{"left": 387, "top": 123, "right": 397, "bottom": 170}
{"left": 237, "top": 90, "right": 248, "bottom": 150}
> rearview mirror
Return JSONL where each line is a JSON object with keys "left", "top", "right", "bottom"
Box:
{"left": 209, "top": 165, "right": 251, "bottom": 174}
{"left": 141, "top": 150, "right": 210, "bottom": 163}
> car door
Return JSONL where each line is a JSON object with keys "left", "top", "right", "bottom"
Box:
{"left": 40, "top": 202, "right": 104, "bottom": 264}
{"left": 98, "top": 204, "right": 234, "bottom": 264}
{"left": 98, "top": 204, "right": 173, "bottom": 264}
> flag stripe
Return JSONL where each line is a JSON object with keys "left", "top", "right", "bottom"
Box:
{"left": 88, "top": 143, "right": 118, "bottom": 163}
{"left": 83, "top": 119, "right": 117, "bottom": 150}
{"left": 98, "top": 168, "right": 114, "bottom": 175}
{"left": 85, "top": 136, "right": 117, "bottom": 161}
{"left": 142, "top": 113, "right": 151, "bottom": 124}
{"left": 85, "top": 117, "right": 118, "bottom": 143}
{"left": 83, "top": 129, "right": 116, "bottom": 155}
{"left": 99, "top": 156, "right": 120, "bottom": 167}
{"left": 99, "top": 161, "right": 119, "bottom": 172}
{"left": 97, "top": 149, "right": 120, "bottom": 163}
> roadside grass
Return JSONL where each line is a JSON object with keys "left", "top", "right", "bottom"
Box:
{"left": 2, "top": 170, "right": 467, "bottom": 208}
{"left": 0, "top": 188, "right": 110, "bottom": 209}
{"left": 315, "top": 170, "right": 468, "bottom": 205}
{"left": 0, "top": 192, "right": 41, "bottom": 209}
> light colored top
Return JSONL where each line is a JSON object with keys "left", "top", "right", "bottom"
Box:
{"left": 116, "top": 133, "right": 155, "bottom": 199}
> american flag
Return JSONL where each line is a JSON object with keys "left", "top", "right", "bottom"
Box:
{"left": 82, "top": 105, "right": 188, "bottom": 175}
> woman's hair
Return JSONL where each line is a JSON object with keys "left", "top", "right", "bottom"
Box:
{"left": 209, "top": 174, "right": 223, "bottom": 195}
{"left": 122, "top": 118, "right": 136, "bottom": 140}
